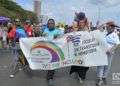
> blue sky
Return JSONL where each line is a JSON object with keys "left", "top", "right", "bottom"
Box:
{"left": 16, "top": 0, "right": 33, "bottom": 11}
{"left": 16, "top": 0, "right": 120, "bottom": 25}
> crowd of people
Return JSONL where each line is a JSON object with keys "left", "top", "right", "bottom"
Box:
{"left": 0, "top": 12, "right": 120, "bottom": 86}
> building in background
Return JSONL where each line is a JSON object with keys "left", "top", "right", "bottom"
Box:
{"left": 34, "top": 0, "right": 48, "bottom": 24}
{"left": 34, "top": 0, "right": 41, "bottom": 18}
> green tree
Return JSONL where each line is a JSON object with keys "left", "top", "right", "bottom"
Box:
{"left": 0, "top": 0, "right": 38, "bottom": 23}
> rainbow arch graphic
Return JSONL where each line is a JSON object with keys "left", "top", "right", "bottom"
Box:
{"left": 30, "top": 41, "right": 65, "bottom": 62}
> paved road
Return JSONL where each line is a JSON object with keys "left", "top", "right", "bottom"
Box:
{"left": 0, "top": 48, "right": 120, "bottom": 86}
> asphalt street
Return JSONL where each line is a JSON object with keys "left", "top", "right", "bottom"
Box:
{"left": 0, "top": 48, "right": 120, "bottom": 86}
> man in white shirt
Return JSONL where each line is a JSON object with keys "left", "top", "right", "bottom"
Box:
{"left": 96, "top": 21, "right": 120, "bottom": 86}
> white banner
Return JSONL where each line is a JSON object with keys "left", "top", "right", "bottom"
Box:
{"left": 20, "top": 30, "right": 108, "bottom": 70}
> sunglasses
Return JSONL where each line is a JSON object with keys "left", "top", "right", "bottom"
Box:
{"left": 15, "top": 21, "right": 20, "bottom": 22}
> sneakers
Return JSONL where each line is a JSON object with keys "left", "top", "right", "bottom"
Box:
{"left": 78, "top": 77, "right": 86, "bottom": 86}
{"left": 9, "top": 74, "right": 15, "bottom": 78}
{"left": 96, "top": 79, "right": 103, "bottom": 86}
{"left": 47, "top": 79, "right": 54, "bottom": 86}
{"left": 102, "top": 78, "right": 107, "bottom": 85}
{"left": 78, "top": 77, "right": 84, "bottom": 84}
{"left": 96, "top": 78, "right": 107, "bottom": 86}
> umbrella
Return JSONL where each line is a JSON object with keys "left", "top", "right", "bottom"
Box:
{"left": 0, "top": 16, "right": 10, "bottom": 21}
{"left": 0, "top": 16, "right": 10, "bottom": 24}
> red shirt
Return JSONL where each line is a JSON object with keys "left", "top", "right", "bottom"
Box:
{"left": 7, "top": 25, "right": 16, "bottom": 39}
{"left": 24, "top": 25, "right": 33, "bottom": 37}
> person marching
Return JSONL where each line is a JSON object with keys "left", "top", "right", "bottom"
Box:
{"left": 24, "top": 20, "right": 33, "bottom": 37}
{"left": 96, "top": 21, "right": 120, "bottom": 86}
{"left": 69, "top": 12, "right": 90, "bottom": 85}
{"left": 42, "top": 19, "right": 63, "bottom": 86}
{"left": 8, "top": 19, "right": 28, "bottom": 78}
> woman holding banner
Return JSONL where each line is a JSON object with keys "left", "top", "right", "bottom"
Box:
{"left": 69, "top": 12, "right": 90, "bottom": 85}
{"left": 42, "top": 19, "right": 63, "bottom": 86}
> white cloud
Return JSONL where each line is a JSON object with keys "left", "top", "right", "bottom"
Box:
{"left": 41, "top": 0, "right": 120, "bottom": 24}
{"left": 107, "top": 0, "right": 120, "bottom": 5}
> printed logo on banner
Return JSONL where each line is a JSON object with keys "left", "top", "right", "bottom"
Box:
{"left": 30, "top": 41, "right": 65, "bottom": 63}
{"left": 66, "top": 35, "right": 81, "bottom": 46}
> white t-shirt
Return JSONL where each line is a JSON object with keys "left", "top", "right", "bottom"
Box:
{"left": 106, "top": 31, "right": 120, "bottom": 50}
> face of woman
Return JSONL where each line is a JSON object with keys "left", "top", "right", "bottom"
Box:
{"left": 48, "top": 20, "right": 55, "bottom": 29}
{"left": 78, "top": 19, "right": 86, "bottom": 29}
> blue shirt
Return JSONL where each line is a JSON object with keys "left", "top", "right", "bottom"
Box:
{"left": 16, "top": 27, "right": 27, "bottom": 39}
{"left": 43, "top": 27, "right": 63, "bottom": 40}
